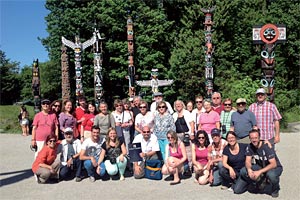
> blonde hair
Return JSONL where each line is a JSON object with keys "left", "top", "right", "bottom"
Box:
{"left": 105, "top": 127, "right": 120, "bottom": 149}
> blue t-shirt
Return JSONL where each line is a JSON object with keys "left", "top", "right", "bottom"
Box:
{"left": 231, "top": 110, "right": 256, "bottom": 139}
{"left": 223, "top": 143, "right": 247, "bottom": 171}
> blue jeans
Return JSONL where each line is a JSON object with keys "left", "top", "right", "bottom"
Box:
{"left": 234, "top": 165, "right": 283, "bottom": 194}
{"left": 84, "top": 157, "right": 106, "bottom": 177}
{"left": 219, "top": 166, "right": 241, "bottom": 187}
{"left": 210, "top": 161, "right": 223, "bottom": 186}
{"left": 158, "top": 139, "right": 169, "bottom": 161}
{"left": 60, "top": 158, "right": 82, "bottom": 180}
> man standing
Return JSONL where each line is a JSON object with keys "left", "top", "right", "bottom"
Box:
{"left": 234, "top": 129, "right": 283, "bottom": 198}
{"left": 75, "top": 96, "right": 87, "bottom": 137}
{"left": 212, "top": 92, "right": 224, "bottom": 115}
{"left": 150, "top": 92, "right": 174, "bottom": 114}
{"left": 191, "top": 96, "right": 205, "bottom": 131}
{"left": 249, "top": 88, "right": 282, "bottom": 145}
{"left": 230, "top": 98, "right": 257, "bottom": 144}
{"left": 132, "top": 126, "right": 160, "bottom": 179}
{"left": 58, "top": 127, "right": 82, "bottom": 182}
{"left": 79, "top": 126, "right": 106, "bottom": 182}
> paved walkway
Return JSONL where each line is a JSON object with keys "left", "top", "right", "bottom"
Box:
{"left": 0, "top": 130, "right": 299, "bottom": 200}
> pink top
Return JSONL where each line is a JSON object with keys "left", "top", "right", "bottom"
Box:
{"left": 169, "top": 143, "right": 184, "bottom": 160}
{"left": 82, "top": 113, "right": 95, "bottom": 131}
{"left": 195, "top": 147, "right": 209, "bottom": 166}
{"left": 32, "top": 112, "right": 58, "bottom": 141}
{"left": 199, "top": 110, "right": 220, "bottom": 134}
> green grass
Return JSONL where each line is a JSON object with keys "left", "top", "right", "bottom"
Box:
{"left": 0, "top": 105, "right": 35, "bottom": 134}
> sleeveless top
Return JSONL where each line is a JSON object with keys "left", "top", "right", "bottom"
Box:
{"left": 169, "top": 142, "right": 184, "bottom": 159}
{"left": 195, "top": 147, "right": 209, "bottom": 166}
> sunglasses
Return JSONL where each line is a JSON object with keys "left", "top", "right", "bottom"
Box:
{"left": 237, "top": 103, "right": 246, "bottom": 106}
{"left": 139, "top": 106, "right": 146, "bottom": 109}
{"left": 196, "top": 101, "right": 203, "bottom": 103}
{"left": 49, "top": 139, "right": 56, "bottom": 143}
{"left": 167, "top": 136, "right": 174, "bottom": 140}
{"left": 224, "top": 103, "right": 232, "bottom": 106}
{"left": 42, "top": 102, "right": 50, "bottom": 105}
{"left": 158, "top": 106, "right": 166, "bottom": 108}
{"left": 256, "top": 93, "right": 265, "bottom": 96}
{"left": 53, "top": 105, "right": 60, "bottom": 107}
{"left": 143, "top": 131, "right": 150, "bottom": 133}
{"left": 198, "top": 137, "right": 205, "bottom": 139}
{"left": 212, "top": 97, "right": 220, "bottom": 100}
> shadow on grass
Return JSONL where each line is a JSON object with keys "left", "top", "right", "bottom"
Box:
{"left": 0, "top": 169, "right": 33, "bottom": 187}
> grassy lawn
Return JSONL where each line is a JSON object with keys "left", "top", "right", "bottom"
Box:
{"left": 0, "top": 105, "right": 35, "bottom": 134}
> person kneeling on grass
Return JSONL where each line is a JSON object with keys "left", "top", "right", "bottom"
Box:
{"left": 97, "top": 127, "right": 127, "bottom": 181}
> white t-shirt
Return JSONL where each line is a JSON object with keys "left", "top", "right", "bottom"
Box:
{"left": 135, "top": 111, "right": 154, "bottom": 131}
{"left": 132, "top": 134, "right": 160, "bottom": 153}
{"left": 81, "top": 137, "right": 105, "bottom": 157}
{"left": 112, "top": 111, "right": 132, "bottom": 123}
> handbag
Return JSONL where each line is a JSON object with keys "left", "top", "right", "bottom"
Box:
{"left": 144, "top": 159, "right": 162, "bottom": 180}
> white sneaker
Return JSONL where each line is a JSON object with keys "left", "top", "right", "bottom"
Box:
{"left": 89, "top": 176, "right": 95, "bottom": 182}
{"left": 227, "top": 187, "right": 233, "bottom": 192}
{"left": 119, "top": 175, "right": 125, "bottom": 181}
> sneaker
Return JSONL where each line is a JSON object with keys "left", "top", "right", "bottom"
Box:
{"left": 119, "top": 175, "right": 125, "bottom": 181}
{"left": 221, "top": 186, "right": 229, "bottom": 190}
{"left": 227, "top": 187, "right": 233, "bottom": 192}
{"left": 75, "top": 177, "right": 82, "bottom": 182}
{"left": 271, "top": 191, "right": 279, "bottom": 198}
{"left": 89, "top": 176, "right": 95, "bottom": 182}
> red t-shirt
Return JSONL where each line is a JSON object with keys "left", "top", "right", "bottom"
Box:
{"left": 32, "top": 145, "right": 57, "bottom": 173}
{"left": 32, "top": 112, "right": 58, "bottom": 141}
{"left": 212, "top": 105, "right": 224, "bottom": 115}
{"left": 75, "top": 107, "right": 85, "bottom": 134}
{"left": 82, "top": 113, "right": 95, "bottom": 131}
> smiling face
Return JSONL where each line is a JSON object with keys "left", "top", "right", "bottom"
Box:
{"left": 256, "top": 93, "right": 266, "bottom": 103}
{"left": 186, "top": 102, "right": 193, "bottom": 112}
{"left": 212, "top": 93, "right": 221, "bottom": 106}
{"left": 226, "top": 132, "right": 237, "bottom": 146}
{"left": 139, "top": 103, "right": 147, "bottom": 114}
{"left": 157, "top": 102, "right": 167, "bottom": 114}
{"left": 91, "top": 128, "right": 100, "bottom": 142}
{"left": 249, "top": 131, "right": 260, "bottom": 148}
{"left": 88, "top": 104, "right": 95, "bottom": 114}
{"left": 203, "top": 101, "right": 212, "bottom": 112}
{"left": 64, "top": 101, "right": 73, "bottom": 113}
{"left": 99, "top": 103, "right": 108, "bottom": 114}
{"left": 195, "top": 97, "right": 203, "bottom": 109}
{"left": 142, "top": 126, "right": 151, "bottom": 141}
{"left": 223, "top": 100, "right": 232, "bottom": 112}
{"left": 108, "top": 129, "right": 117, "bottom": 141}
{"left": 175, "top": 101, "right": 184, "bottom": 112}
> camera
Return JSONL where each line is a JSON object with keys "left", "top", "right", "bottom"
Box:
{"left": 221, "top": 125, "right": 227, "bottom": 134}
{"left": 30, "top": 145, "right": 37, "bottom": 152}
{"left": 183, "top": 133, "right": 190, "bottom": 146}
{"left": 110, "top": 157, "right": 117, "bottom": 164}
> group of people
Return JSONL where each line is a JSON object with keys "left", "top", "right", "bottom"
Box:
{"left": 30, "top": 88, "right": 283, "bottom": 198}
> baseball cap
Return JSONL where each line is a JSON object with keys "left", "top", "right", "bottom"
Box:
{"left": 41, "top": 99, "right": 50, "bottom": 104}
{"left": 64, "top": 127, "right": 73, "bottom": 134}
{"left": 211, "top": 128, "right": 221, "bottom": 136}
{"left": 153, "top": 92, "right": 163, "bottom": 97}
{"left": 236, "top": 98, "right": 247, "bottom": 104}
{"left": 256, "top": 88, "right": 266, "bottom": 94}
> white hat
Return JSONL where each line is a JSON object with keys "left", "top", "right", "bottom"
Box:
{"left": 256, "top": 88, "right": 266, "bottom": 94}
{"left": 64, "top": 127, "right": 73, "bottom": 133}
{"left": 236, "top": 98, "right": 247, "bottom": 104}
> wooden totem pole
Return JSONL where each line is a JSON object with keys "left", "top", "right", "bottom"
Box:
{"left": 126, "top": 16, "right": 136, "bottom": 97}
{"left": 32, "top": 59, "right": 41, "bottom": 113}
{"left": 61, "top": 45, "right": 70, "bottom": 101}
{"left": 61, "top": 34, "right": 96, "bottom": 103}
{"left": 93, "top": 26, "right": 105, "bottom": 106}
{"left": 201, "top": 6, "right": 215, "bottom": 98}
{"left": 253, "top": 24, "right": 286, "bottom": 102}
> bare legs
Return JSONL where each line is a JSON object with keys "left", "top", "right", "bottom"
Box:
{"left": 162, "top": 157, "right": 184, "bottom": 185}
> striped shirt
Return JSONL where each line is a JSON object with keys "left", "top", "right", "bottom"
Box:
{"left": 249, "top": 101, "right": 282, "bottom": 140}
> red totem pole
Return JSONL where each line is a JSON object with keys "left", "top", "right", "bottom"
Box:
{"left": 253, "top": 23, "right": 286, "bottom": 102}
{"left": 201, "top": 6, "right": 215, "bottom": 98}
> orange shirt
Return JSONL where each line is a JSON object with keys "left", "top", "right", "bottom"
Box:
{"left": 32, "top": 145, "right": 57, "bottom": 173}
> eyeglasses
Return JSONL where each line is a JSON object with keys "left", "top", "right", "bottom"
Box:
{"left": 158, "top": 106, "right": 166, "bottom": 108}
{"left": 143, "top": 131, "right": 150, "bottom": 133}
{"left": 49, "top": 139, "right": 56, "bottom": 143}
{"left": 196, "top": 101, "right": 203, "bottom": 103}
{"left": 198, "top": 137, "right": 205, "bottom": 139}
{"left": 237, "top": 103, "right": 246, "bottom": 106}
{"left": 167, "top": 136, "right": 174, "bottom": 140}
{"left": 54, "top": 105, "right": 60, "bottom": 107}
{"left": 224, "top": 103, "right": 232, "bottom": 106}
{"left": 139, "top": 106, "right": 146, "bottom": 109}
{"left": 212, "top": 97, "right": 220, "bottom": 100}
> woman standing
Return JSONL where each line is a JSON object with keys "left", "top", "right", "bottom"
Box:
{"left": 32, "top": 134, "right": 60, "bottom": 184}
{"left": 220, "top": 98, "right": 235, "bottom": 139}
{"left": 192, "top": 130, "right": 210, "bottom": 185}
{"left": 50, "top": 100, "right": 61, "bottom": 118}
{"left": 59, "top": 100, "right": 77, "bottom": 139}
{"left": 186, "top": 101, "right": 194, "bottom": 113}
{"left": 153, "top": 101, "right": 175, "bottom": 160}
{"left": 162, "top": 130, "right": 188, "bottom": 185}
{"left": 19, "top": 105, "right": 29, "bottom": 136}
{"left": 219, "top": 131, "right": 247, "bottom": 190}
{"left": 135, "top": 100, "right": 154, "bottom": 135}
{"left": 93, "top": 102, "right": 115, "bottom": 139}
{"left": 97, "top": 128, "right": 127, "bottom": 180}
{"left": 198, "top": 99, "right": 220, "bottom": 143}
{"left": 81, "top": 102, "right": 98, "bottom": 141}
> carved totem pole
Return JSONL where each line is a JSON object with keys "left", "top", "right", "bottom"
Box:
{"left": 136, "top": 69, "right": 173, "bottom": 95}
{"left": 32, "top": 59, "right": 41, "bottom": 113}
{"left": 93, "top": 26, "right": 105, "bottom": 106}
{"left": 201, "top": 6, "right": 215, "bottom": 98}
{"left": 253, "top": 24, "right": 286, "bottom": 102}
{"left": 126, "top": 16, "right": 136, "bottom": 97}
{"left": 62, "top": 34, "right": 96, "bottom": 102}
{"left": 61, "top": 45, "right": 71, "bottom": 101}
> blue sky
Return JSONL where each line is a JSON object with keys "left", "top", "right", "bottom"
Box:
{"left": 0, "top": 0, "right": 49, "bottom": 67}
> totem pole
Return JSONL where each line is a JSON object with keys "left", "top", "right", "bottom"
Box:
{"left": 201, "top": 6, "right": 215, "bottom": 98}
{"left": 32, "top": 59, "right": 41, "bottom": 113}
{"left": 136, "top": 69, "right": 173, "bottom": 95}
{"left": 253, "top": 24, "right": 286, "bottom": 102}
{"left": 126, "top": 16, "right": 136, "bottom": 97}
{"left": 61, "top": 33, "right": 96, "bottom": 103}
{"left": 93, "top": 26, "right": 105, "bottom": 106}
{"left": 61, "top": 45, "right": 71, "bottom": 101}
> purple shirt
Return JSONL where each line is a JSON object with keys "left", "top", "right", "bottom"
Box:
{"left": 59, "top": 112, "right": 76, "bottom": 132}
